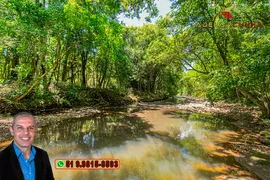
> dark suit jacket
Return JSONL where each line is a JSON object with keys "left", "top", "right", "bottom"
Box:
{"left": 0, "top": 142, "right": 54, "bottom": 180}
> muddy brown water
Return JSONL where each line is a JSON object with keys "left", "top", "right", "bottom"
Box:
{"left": 0, "top": 100, "right": 269, "bottom": 180}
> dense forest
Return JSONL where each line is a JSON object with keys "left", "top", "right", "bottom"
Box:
{"left": 0, "top": 0, "right": 269, "bottom": 118}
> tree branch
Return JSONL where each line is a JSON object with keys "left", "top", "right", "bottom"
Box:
{"left": 181, "top": 58, "right": 209, "bottom": 74}
{"left": 14, "top": 41, "right": 80, "bottom": 104}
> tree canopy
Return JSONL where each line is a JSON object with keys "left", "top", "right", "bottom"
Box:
{"left": 168, "top": 0, "right": 270, "bottom": 118}
{"left": 0, "top": 0, "right": 269, "bottom": 118}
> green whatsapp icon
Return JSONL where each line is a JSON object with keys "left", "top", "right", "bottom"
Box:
{"left": 57, "top": 160, "right": 65, "bottom": 168}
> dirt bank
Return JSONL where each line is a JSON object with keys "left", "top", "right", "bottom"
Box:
{"left": 1, "top": 97, "right": 269, "bottom": 179}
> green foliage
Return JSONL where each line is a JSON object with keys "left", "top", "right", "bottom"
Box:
{"left": 189, "top": 113, "right": 224, "bottom": 124}
{"left": 170, "top": 0, "right": 270, "bottom": 117}
{"left": 207, "top": 68, "right": 237, "bottom": 100}
{"left": 124, "top": 24, "right": 182, "bottom": 97}
{"left": 263, "top": 119, "right": 270, "bottom": 123}
{"left": 188, "top": 113, "right": 226, "bottom": 130}
{"left": 0, "top": 0, "right": 172, "bottom": 111}
{"left": 1, "top": 0, "right": 269, "bottom": 119}
{"left": 59, "top": 85, "right": 131, "bottom": 107}
{"left": 181, "top": 70, "right": 210, "bottom": 97}
{"left": 176, "top": 136, "right": 208, "bottom": 159}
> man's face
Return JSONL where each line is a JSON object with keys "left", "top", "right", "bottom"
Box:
{"left": 10, "top": 116, "right": 37, "bottom": 150}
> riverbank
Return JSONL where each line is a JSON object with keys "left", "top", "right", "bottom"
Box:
{"left": 0, "top": 84, "right": 135, "bottom": 114}
{"left": 1, "top": 96, "right": 269, "bottom": 179}
{"left": 1, "top": 96, "right": 269, "bottom": 144}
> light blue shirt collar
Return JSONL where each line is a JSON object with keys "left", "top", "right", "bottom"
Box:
{"left": 13, "top": 142, "right": 36, "bottom": 159}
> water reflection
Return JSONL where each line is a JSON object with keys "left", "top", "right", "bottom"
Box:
{"left": 178, "top": 121, "right": 194, "bottom": 139}
{"left": 35, "top": 113, "right": 152, "bottom": 154}
{"left": 83, "top": 132, "right": 95, "bottom": 148}
{"left": 1, "top": 106, "right": 262, "bottom": 179}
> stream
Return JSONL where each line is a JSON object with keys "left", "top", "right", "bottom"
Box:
{"left": 1, "top": 99, "right": 269, "bottom": 180}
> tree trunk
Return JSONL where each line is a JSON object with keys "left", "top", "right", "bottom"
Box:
{"left": 56, "top": 63, "right": 60, "bottom": 83}
{"left": 98, "top": 58, "right": 109, "bottom": 88}
{"left": 81, "top": 51, "right": 87, "bottom": 87}
{"left": 3, "top": 56, "right": 8, "bottom": 80}
{"left": 31, "top": 55, "right": 37, "bottom": 78}
{"left": 10, "top": 52, "right": 19, "bottom": 80}
{"left": 61, "top": 52, "right": 70, "bottom": 82}
{"left": 70, "top": 52, "right": 76, "bottom": 85}
{"left": 238, "top": 87, "right": 270, "bottom": 119}
{"left": 150, "top": 68, "right": 157, "bottom": 93}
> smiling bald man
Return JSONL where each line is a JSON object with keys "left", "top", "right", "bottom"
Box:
{"left": 0, "top": 112, "right": 54, "bottom": 180}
